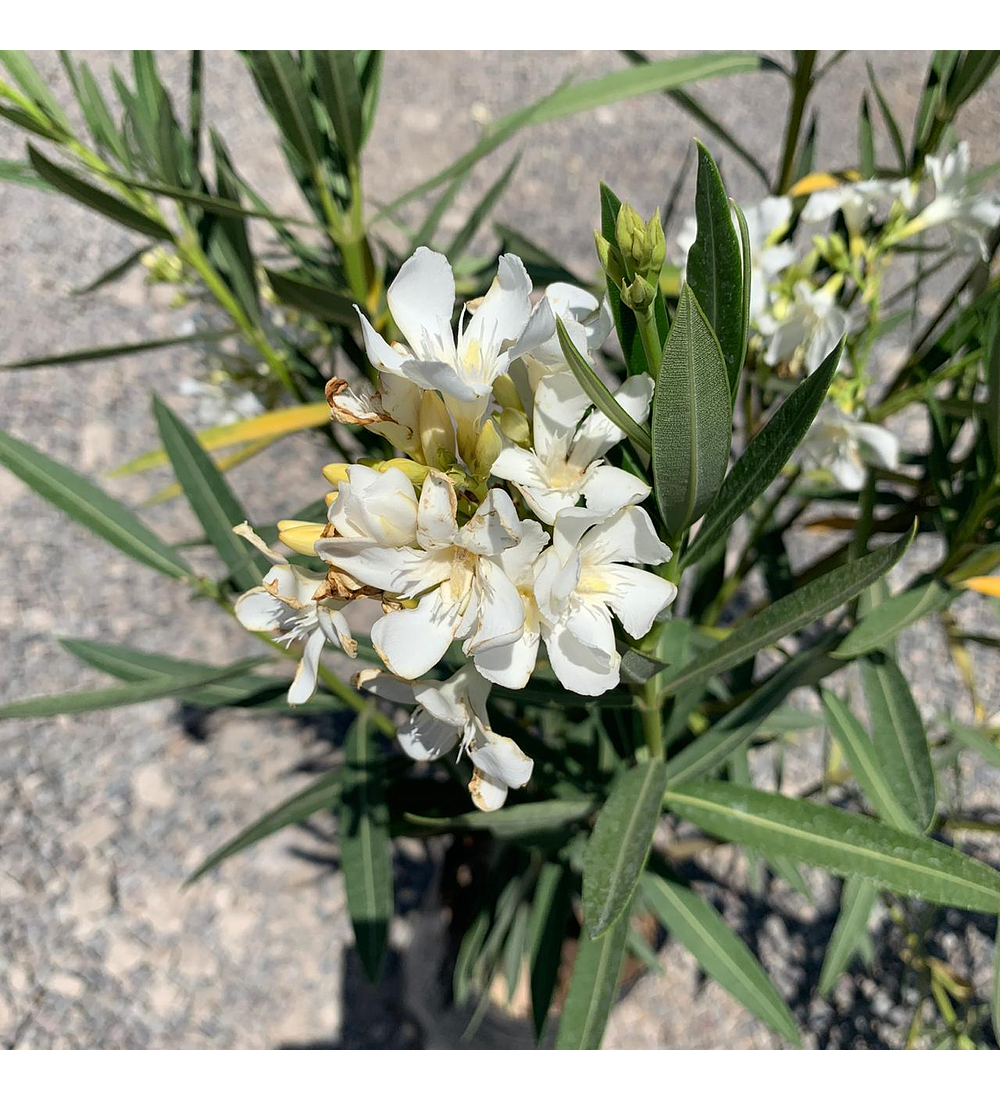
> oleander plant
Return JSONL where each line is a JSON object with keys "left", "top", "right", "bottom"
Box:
{"left": 2, "top": 50, "right": 1000, "bottom": 1049}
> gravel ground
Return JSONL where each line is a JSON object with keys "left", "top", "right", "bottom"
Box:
{"left": 1, "top": 50, "right": 999, "bottom": 1050}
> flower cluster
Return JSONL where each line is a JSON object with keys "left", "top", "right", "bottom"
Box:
{"left": 233, "top": 248, "right": 678, "bottom": 809}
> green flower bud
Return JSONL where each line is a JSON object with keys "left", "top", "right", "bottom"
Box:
{"left": 499, "top": 407, "right": 531, "bottom": 447}
{"left": 471, "top": 419, "right": 502, "bottom": 480}
{"left": 594, "top": 231, "right": 624, "bottom": 285}
{"left": 620, "top": 274, "right": 655, "bottom": 314}
{"left": 492, "top": 372, "right": 523, "bottom": 413}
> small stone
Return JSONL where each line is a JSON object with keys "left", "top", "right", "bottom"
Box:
{"left": 66, "top": 814, "right": 117, "bottom": 851}
{"left": 105, "top": 937, "right": 145, "bottom": 978}
{"left": 133, "top": 763, "right": 174, "bottom": 811}
{"left": 49, "top": 973, "right": 86, "bottom": 999}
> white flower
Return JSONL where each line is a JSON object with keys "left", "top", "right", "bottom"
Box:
{"left": 512, "top": 282, "right": 614, "bottom": 390}
{"left": 919, "top": 142, "right": 1000, "bottom": 260}
{"left": 801, "top": 178, "right": 913, "bottom": 236}
{"left": 325, "top": 464, "right": 419, "bottom": 548}
{"left": 678, "top": 197, "right": 796, "bottom": 323}
{"left": 354, "top": 247, "right": 539, "bottom": 456}
{"left": 316, "top": 471, "right": 526, "bottom": 681}
{"left": 758, "top": 281, "right": 847, "bottom": 375}
{"left": 355, "top": 665, "right": 533, "bottom": 811}
{"left": 491, "top": 371, "right": 654, "bottom": 524}
{"left": 534, "top": 506, "right": 677, "bottom": 696}
{"left": 799, "top": 405, "right": 900, "bottom": 491}
{"left": 232, "top": 523, "right": 356, "bottom": 705}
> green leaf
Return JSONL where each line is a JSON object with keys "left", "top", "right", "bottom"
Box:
{"left": 494, "top": 222, "right": 581, "bottom": 286}
{"left": 686, "top": 141, "right": 744, "bottom": 394}
{"left": 0, "top": 426, "right": 188, "bottom": 578}
{"left": 527, "top": 862, "right": 572, "bottom": 1041}
{"left": 555, "top": 904, "right": 628, "bottom": 1049}
{"left": 0, "top": 328, "right": 236, "bottom": 371}
{"left": 583, "top": 761, "right": 666, "bottom": 939}
{"left": 833, "top": 580, "right": 954, "bottom": 659}
{"left": 652, "top": 284, "right": 732, "bottom": 536}
{"left": 619, "top": 647, "right": 667, "bottom": 686}
{"left": 685, "top": 338, "right": 843, "bottom": 567}
{"left": 556, "top": 316, "right": 651, "bottom": 453}
{"left": 403, "top": 799, "right": 594, "bottom": 839}
{"left": 58, "top": 637, "right": 333, "bottom": 712}
{"left": 858, "top": 94, "right": 875, "bottom": 178}
{"left": 264, "top": 267, "right": 356, "bottom": 325}
{"left": 0, "top": 157, "right": 53, "bottom": 191}
{"left": 381, "top": 53, "right": 764, "bottom": 218}
{"left": 993, "top": 923, "right": 1000, "bottom": 1046}
{"left": 447, "top": 153, "right": 521, "bottom": 259}
{"left": 152, "top": 396, "right": 266, "bottom": 591}
{"left": 821, "top": 689, "right": 917, "bottom": 833}
{"left": 642, "top": 873, "right": 801, "bottom": 1045}
{"left": 27, "top": 143, "right": 171, "bottom": 240}
{"left": 311, "top": 51, "right": 364, "bottom": 164}
{"left": 70, "top": 246, "right": 149, "bottom": 296}
{"left": 985, "top": 302, "right": 1000, "bottom": 467}
{"left": 660, "top": 527, "right": 913, "bottom": 700}
{"left": 599, "top": 182, "right": 646, "bottom": 377}
{"left": 665, "top": 780, "right": 1000, "bottom": 914}
{"left": 943, "top": 720, "right": 1000, "bottom": 770}
{"left": 0, "top": 657, "right": 264, "bottom": 720}
{"left": 866, "top": 61, "right": 907, "bottom": 173}
{"left": 733, "top": 199, "right": 752, "bottom": 381}
{"left": 187, "top": 767, "right": 343, "bottom": 884}
{"left": 339, "top": 714, "right": 393, "bottom": 981}
{"left": 1, "top": 50, "right": 72, "bottom": 132}
{"left": 818, "top": 876, "right": 878, "bottom": 997}
{"left": 861, "top": 653, "right": 936, "bottom": 834}
{"left": 242, "top": 50, "right": 321, "bottom": 169}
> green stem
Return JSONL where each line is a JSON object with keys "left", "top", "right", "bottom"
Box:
{"left": 776, "top": 51, "right": 817, "bottom": 194}
{"left": 637, "top": 308, "right": 662, "bottom": 380}
{"left": 640, "top": 676, "right": 664, "bottom": 761}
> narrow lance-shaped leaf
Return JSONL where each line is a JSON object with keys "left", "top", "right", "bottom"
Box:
{"left": 583, "top": 760, "right": 666, "bottom": 939}
{"left": 152, "top": 396, "right": 267, "bottom": 591}
{"left": 686, "top": 141, "right": 744, "bottom": 394}
{"left": 402, "top": 800, "right": 595, "bottom": 840}
{"left": 733, "top": 199, "right": 752, "bottom": 382}
{"left": 866, "top": 61, "right": 907, "bottom": 173}
{"left": 27, "top": 143, "right": 172, "bottom": 241}
{"left": 943, "top": 719, "right": 1000, "bottom": 770}
{"left": 652, "top": 284, "right": 732, "bottom": 536}
{"left": 861, "top": 653, "right": 937, "bottom": 834}
{"left": 555, "top": 904, "right": 629, "bottom": 1049}
{"left": 0, "top": 426, "right": 189, "bottom": 578}
{"left": 665, "top": 780, "right": 1000, "bottom": 914}
{"left": 311, "top": 51, "right": 364, "bottom": 164}
{"left": 264, "top": 268, "right": 356, "bottom": 325}
{"left": 985, "top": 302, "right": 1000, "bottom": 467}
{"left": 527, "top": 862, "right": 572, "bottom": 1041}
{"left": 556, "top": 317, "right": 651, "bottom": 453}
{"left": 0, "top": 657, "right": 265, "bottom": 720}
{"left": 660, "top": 526, "right": 914, "bottom": 700}
{"left": 832, "top": 580, "right": 954, "bottom": 659}
{"left": 339, "top": 713, "right": 393, "bottom": 981}
{"left": 1, "top": 328, "right": 236, "bottom": 372}
{"left": 685, "top": 338, "right": 843, "bottom": 567}
{"left": 817, "top": 876, "right": 879, "bottom": 997}
{"left": 821, "top": 689, "right": 917, "bottom": 833}
{"left": 447, "top": 153, "right": 521, "bottom": 259}
{"left": 642, "top": 873, "right": 801, "bottom": 1046}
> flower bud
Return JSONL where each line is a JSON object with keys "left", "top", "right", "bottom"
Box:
{"left": 620, "top": 274, "right": 656, "bottom": 314}
{"left": 276, "top": 520, "right": 326, "bottom": 556}
{"left": 500, "top": 407, "right": 531, "bottom": 447}
{"left": 418, "top": 390, "right": 456, "bottom": 468}
{"left": 492, "top": 372, "right": 523, "bottom": 413}
{"left": 616, "top": 203, "right": 644, "bottom": 267}
{"left": 321, "top": 462, "right": 351, "bottom": 486}
{"left": 471, "top": 419, "right": 502, "bottom": 480}
{"left": 594, "top": 231, "right": 625, "bottom": 285}
{"left": 374, "top": 457, "right": 429, "bottom": 487}
{"left": 646, "top": 208, "right": 665, "bottom": 278}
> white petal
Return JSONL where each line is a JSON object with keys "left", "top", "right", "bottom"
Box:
{"left": 829, "top": 451, "right": 866, "bottom": 491}
{"left": 315, "top": 538, "right": 434, "bottom": 596}
{"left": 462, "top": 558, "right": 525, "bottom": 655}
{"left": 467, "top": 726, "right": 534, "bottom": 811}
{"left": 316, "top": 605, "right": 357, "bottom": 658}
{"left": 386, "top": 247, "right": 456, "bottom": 362}
{"left": 234, "top": 587, "right": 284, "bottom": 632}
{"left": 354, "top": 308, "right": 409, "bottom": 375}
{"left": 509, "top": 295, "right": 556, "bottom": 362}
{"left": 581, "top": 465, "right": 650, "bottom": 516}
{"left": 288, "top": 628, "right": 325, "bottom": 706}
{"left": 600, "top": 563, "right": 678, "bottom": 639}
{"left": 490, "top": 443, "right": 547, "bottom": 488}
{"left": 569, "top": 373, "right": 655, "bottom": 467}
{"left": 371, "top": 585, "right": 463, "bottom": 679}
{"left": 456, "top": 489, "right": 521, "bottom": 557}
{"left": 354, "top": 668, "right": 417, "bottom": 706}
{"left": 417, "top": 470, "right": 459, "bottom": 550}
{"left": 461, "top": 253, "right": 533, "bottom": 366}
{"left": 398, "top": 709, "right": 459, "bottom": 762}
{"left": 579, "top": 506, "right": 671, "bottom": 567}
{"left": 398, "top": 357, "right": 487, "bottom": 403}
{"left": 533, "top": 371, "right": 592, "bottom": 462}
{"left": 233, "top": 521, "right": 287, "bottom": 565}
{"left": 519, "top": 484, "right": 580, "bottom": 526}
{"left": 474, "top": 626, "right": 540, "bottom": 689}
{"left": 801, "top": 188, "right": 846, "bottom": 223}
{"left": 543, "top": 616, "right": 620, "bottom": 696}
{"left": 493, "top": 517, "right": 549, "bottom": 585}
{"left": 853, "top": 423, "right": 900, "bottom": 470}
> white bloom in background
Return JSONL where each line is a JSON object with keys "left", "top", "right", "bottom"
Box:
{"left": 534, "top": 506, "right": 677, "bottom": 696}
{"left": 678, "top": 197, "right": 796, "bottom": 323}
{"left": 471, "top": 518, "right": 549, "bottom": 690}
{"left": 316, "top": 471, "right": 526, "bottom": 681}
{"left": 492, "top": 371, "right": 654, "bottom": 524}
{"left": 354, "top": 247, "right": 538, "bottom": 456}
{"left": 758, "top": 281, "right": 847, "bottom": 375}
{"left": 232, "top": 523, "right": 356, "bottom": 705}
{"left": 356, "top": 665, "right": 533, "bottom": 811}
{"left": 919, "top": 142, "right": 1000, "bottom": 260}
{"left": 801, "top": 178, "right": 914, "bottom": 236}
{"left": 799, "top": 405, "right": 900, "bottom": 491}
